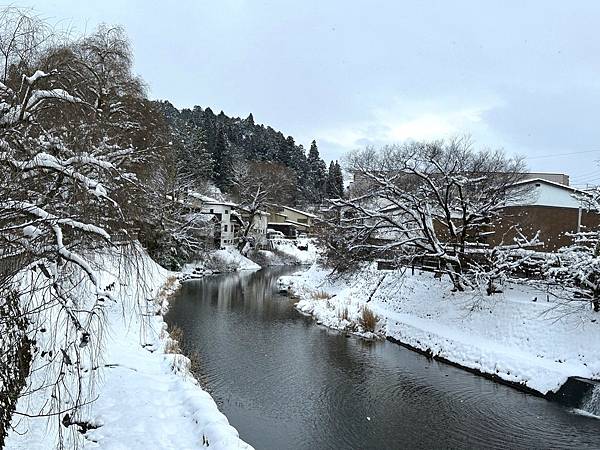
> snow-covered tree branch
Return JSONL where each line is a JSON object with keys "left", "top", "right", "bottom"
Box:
{"left": 0, "top": 9, "right": 171, "bottom": 446}
{"left": 320, "top": 137, "right": 531, "bottom": 291}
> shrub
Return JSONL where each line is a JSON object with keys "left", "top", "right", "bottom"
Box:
{"left": 360, "top": 306, "right": 377, "bottom": 332}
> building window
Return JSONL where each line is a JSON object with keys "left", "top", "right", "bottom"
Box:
{"left": 210, "top": 208, "right": 214, "bottom": 213}
{"left": 225, "top": 209, "right": 229, "bottom": 214}
{"left": 224, "top": 225, "right": 228, "bottom": 232}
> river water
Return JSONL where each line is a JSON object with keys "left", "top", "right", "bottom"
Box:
{"left": 165, "top": 267, "right": 600, "bottom": 450}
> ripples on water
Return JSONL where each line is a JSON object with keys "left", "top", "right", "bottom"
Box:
{"left": 165, "top": 268, "right": 600, "bottom": 450}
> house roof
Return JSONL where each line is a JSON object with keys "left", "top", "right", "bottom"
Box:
{"left": 511, "top": 178, "right": 588, "bottom": 195}
{"left": 273, "top": 204, "right": 317, "bottom": 218}
{"left": 267, "top": 222, "right": 297, "bottom": 228}
{"left": 508, "top": 177, "right": 594, "bottom": 209}
{"left": 236, "top": 206, "right": 269, "bottom": 216}
{"left": 284, "top": 219, "right": 310, "bottom": 228}
{"left": 187, "top": 192, "right": 237, "bottom": 207}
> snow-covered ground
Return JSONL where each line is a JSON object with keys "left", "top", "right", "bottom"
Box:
{"left": 7, "top": 248, "right": 252, "bottom": 450}
{"left": 211, "top": 247, "right": 261, "bottom": 271}
{"left": 268, "top": 238, "right": 319, "bottom": 265}
{"left": 279, "top": 263, "right": 600, "bottom": 395}
{"left": 182, "top": 247, "right": 261, "bottom": 279}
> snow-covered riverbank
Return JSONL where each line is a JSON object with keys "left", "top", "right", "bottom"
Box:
{"left": 279, "top": 263, "right": 600, "bottom": 395}
{"left": 249, "top": 238, "right": 319, "bottom": 267}
{"left": 7, "top": 249, "right": 252, "bottom": 450}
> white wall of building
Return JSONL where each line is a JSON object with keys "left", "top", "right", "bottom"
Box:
{"left": 203, "top": 203, "right": 235, "bottom": 247}
{"left": 515, "top": 181, "right": 582, "bottom": 209}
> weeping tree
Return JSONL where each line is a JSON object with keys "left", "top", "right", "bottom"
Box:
{"left": 0, "top": 10, "right": 168, "bottom": 446}
{"left": 321, "top": 137, "right": 530, "bottom": 291}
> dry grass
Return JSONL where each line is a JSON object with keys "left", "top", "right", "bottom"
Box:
{"left": 188, "top": 350, "right": 202, "bottom": 373}
{"left": 165, "top": 325, "right": 184, "bottom": 354}
{"left": 311, "top": 289, "right": 332, "bottom": 300}
{"left": 360, "top": 306, "right": 378, "bottom": 332}
{"left": 157, "top": 276, "right": 178, "bottom": 299}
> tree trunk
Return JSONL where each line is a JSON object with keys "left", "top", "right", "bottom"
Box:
{"left": 445, "top": 261, "right": 464, "bottom": 291}
{"left": 0, "top": 291, "right": 32, "bottom": 446}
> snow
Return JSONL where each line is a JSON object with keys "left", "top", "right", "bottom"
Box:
{"left": 26, "top": 89, "right": 82, "bottom": 110}
{"left": 24, "top": 70, "right": 50, "bottom": 85}
{"left": 188, "top": 192, "right": 236, "bottom": 207}
{"left": 22, "top": 225, "right": 42, "bottom": 239}
{"left": 279, "top": 263, "right": 600, "bottom": 395}
{"left": 6, "top": 248, "right": 252, "bottom": 450}
{"left": 184, "top": 247, "right": 261, "bottom": 274}
{"left": 270, "top": 238, "right": 319, "bottom": 265}
{"left": 211, "top": 246, "right": 261, "bottom": 271}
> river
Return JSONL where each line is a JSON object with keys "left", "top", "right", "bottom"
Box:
{"left": 165, "top": 267, "right": 600, "bottom": 450}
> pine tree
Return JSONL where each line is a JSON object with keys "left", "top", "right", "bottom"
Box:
{"left": 333, "top": 161, "right": 344, "bottom": 198}
{"left": 189, "top": 128, "right": 213, "bottom": 179}
{"left": 213, "top": 128, "right": 230, "bottom": 189}
{"left": 326, "top": 160, "right": 336, "bottom": 198}
{"left": 326, "top": 160, "right": 345, "bottom": 199}
{"left": 306, "top": 140, "right": 328, "bottom": 204}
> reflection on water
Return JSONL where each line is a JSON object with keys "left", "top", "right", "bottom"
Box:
{"left": 166, "top": 268, "right": 600, "bottom": 450}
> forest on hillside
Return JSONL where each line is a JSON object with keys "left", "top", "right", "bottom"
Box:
{"left": 157, "top": 101, "right": 344, "bottom": 206}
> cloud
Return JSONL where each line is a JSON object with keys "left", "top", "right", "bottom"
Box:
{"left": 315, "top": 97, "right": 503, "bottom": 161}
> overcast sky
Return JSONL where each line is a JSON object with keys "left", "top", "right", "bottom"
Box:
{"left": 25, "top": 0, "right": 600, "bottom": 185}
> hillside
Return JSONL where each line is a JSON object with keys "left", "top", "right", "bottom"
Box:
{"left": 156, "top": 101, "right": 343, "bottom": 206}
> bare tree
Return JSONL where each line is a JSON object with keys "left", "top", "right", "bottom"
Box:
{"left": 139, "top": 153, "right": 214, "bottom": 269}
{"left": 323, "top": 137, "right": 530, "bottom": 290}
{"left": 231, "top": 160, "right": 296, "bottom": 247}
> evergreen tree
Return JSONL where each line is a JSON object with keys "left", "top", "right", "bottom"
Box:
{"left": 188, "top": 128, "right": 213, "bottom": 180}
{"left": 326, "top": 160, "right": 336, "bottom": 198}
{"left": 213, "top": 127, "right": 230, "bottom": 189}
{"left": 306, "top": 140, "right": 328, "bottom": 204}
{"left": 333, "top": 160, "right": 345, "bottom": 198}
{"left": 326, "top": 160, "right": 345, "bottom": 199}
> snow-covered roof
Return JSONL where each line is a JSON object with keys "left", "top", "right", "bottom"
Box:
{"left": 185, "top": 212, "right": 216, "bottom": 223}
{"left": 274, "top": 204, "right": 317, "bottom": 218}
{"left": 236, "top": 206, "right": 269, "bottom": 216}
{"left": 284, "top": 219, "right": 310, "bottom": 228}
{"left": 187, "top": 192, "right": 237, "bottom": 207}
